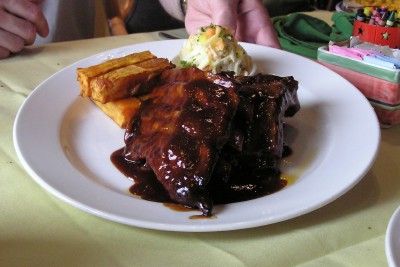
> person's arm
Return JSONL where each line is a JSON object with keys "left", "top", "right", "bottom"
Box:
{"left": 159, "top": 0, "right": 280, "bottom": 49}
{"left": 0, "top": 0, "right": 49, "bottom": 59}
{"left": 185, "top": 0, "right": 280, "bottom": 49}
{"left": 103, "top": 0, "right": 128, "bottom": 36}
{"left": 158, "top": 0, "right": 185, "bottom": 21}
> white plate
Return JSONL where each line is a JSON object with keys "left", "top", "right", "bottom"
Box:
{"left": 13, "top": 40, "right": 380, "bottom": 232}
{"left": 386, "top": 207, "right": 400, "bottom": 267}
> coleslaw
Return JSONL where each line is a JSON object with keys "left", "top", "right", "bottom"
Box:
{"left": 178, "top": 24, "right": 254, "bottom": 76}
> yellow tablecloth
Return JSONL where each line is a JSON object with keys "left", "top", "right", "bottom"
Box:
{"left": 1, "top": 29, "right": 400, "bottom": 267}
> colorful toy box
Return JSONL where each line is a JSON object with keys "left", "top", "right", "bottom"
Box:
{"left": 317, "top": 46, "right": 400, "bottom": 127}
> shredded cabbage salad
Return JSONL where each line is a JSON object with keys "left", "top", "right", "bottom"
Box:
{"left": 178, "top": 24, "right": 253, "bottom": 76}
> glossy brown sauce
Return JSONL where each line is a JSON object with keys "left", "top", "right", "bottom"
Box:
{"left": 163, "top": 203, "right": 217, "bottom": 219}
{"left": 111, "top": 148, "right": 170, "bottom": 203}
{"left": 163, "top": 203, "right": 194, "bottom": 212}
{"left": 109, "top": 69, "right": 300, "bottom": 217}
{"left": 111, "top": 146, "right": 292, "bottom": 217}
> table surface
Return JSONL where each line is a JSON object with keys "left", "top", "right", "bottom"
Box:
{"left": 1, "top": 24, "right": 400, "bottom": 266}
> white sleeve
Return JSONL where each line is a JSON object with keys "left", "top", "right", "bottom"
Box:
{"left": 35, "top": 0, "right": 95, "bottom": 45}
{"left": 158, "top": 0, "right": 185, "bottom": 21}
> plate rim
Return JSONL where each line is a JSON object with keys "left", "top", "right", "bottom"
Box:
{"left": 13, "top": 40, "right": 381, "bottom": 232}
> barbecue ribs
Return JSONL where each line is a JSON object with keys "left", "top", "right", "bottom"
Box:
{"left": 118, "top": 67, "right": 300, "bottom": 216}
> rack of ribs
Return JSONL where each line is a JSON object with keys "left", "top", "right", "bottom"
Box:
{"left": 120, "top": 67, "right": 300, "bottom": 216}
{"left": 123, "top": 67, "right": 240, "bottom": 216}
{"left": 207, "top": 73, "right": 300, "bottom": 204}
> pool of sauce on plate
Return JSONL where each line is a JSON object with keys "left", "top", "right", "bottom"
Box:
{"left": 163, "top": 203, "right": 217, "bottom": 219}
{"left": 111, "top": 146, "right": 295, "bottom": 219}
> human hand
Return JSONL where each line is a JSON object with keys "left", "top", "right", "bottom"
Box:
{"left": 0, "top": 0, "right": 49, "bottom": 59}
{"left": 185, "top": 0, "right": 281, "bottom": 49}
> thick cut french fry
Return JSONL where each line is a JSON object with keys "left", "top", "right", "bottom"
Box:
{"left": 93, "top": 97, "right": 141, "bottom": 128}
{"left": 77, "top": 51, "right": 156, "bottom": 98}
{"left": 77, "top": 51, "right": 175, "bottom": 127}
{"left": 88, "top": 58, "right": 173, "bottom": 103}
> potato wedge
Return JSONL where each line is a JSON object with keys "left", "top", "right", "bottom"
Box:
{"left": 88, "top": 58, "right": 173, "bottom": 103}
{"left": 77, "top": 51, "right": 156, "bottom": 98}
{"left": 93, "top": 97, "right": 141, "bottom": 128}
{"left": 77, "top": 51, "right": 175, "bottom": 127}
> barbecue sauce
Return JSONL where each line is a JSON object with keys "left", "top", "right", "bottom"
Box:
{"left": 111, "top": 147, "right": 289, "bottom": 209}
{"left": 109, "top": 69, "right": 300, "bottom": 217}
{"left": 111, "top": 148, "right": 170, "bottom": 203}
